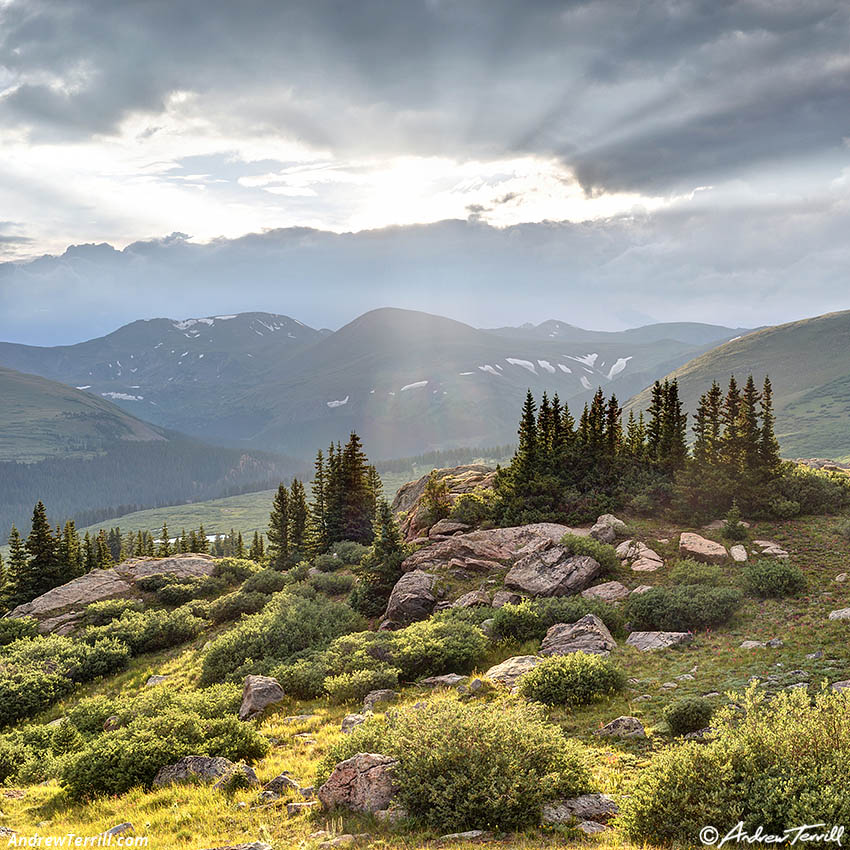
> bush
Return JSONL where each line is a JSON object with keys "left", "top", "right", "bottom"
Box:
{"left": 668, "top": 559, "right": 723, "bottom": 586}
{"left": 213, "top": 557, "right": 257, "bottom": 585}
{"left": 317, "top": 696, "right": 592, "bottom": 831}
{"left": 491, "top": 597, "right": 623, "bottom": 643}
{"left": 620, "top": 686, "right": 850, "bottom": 844}
{"left": 155, "top": 576, "right": 226, "bottom": 606}
{"left": 0, "top": 618, "right": 39, "bottom": 646}
{"left": 626, "top": 585, "right": 741, "bottom": 632}
{"left": 741, "top": 559, "right": 806, "bottom": 598}
{"left": 0, "top": 636, "right": 129, "bottom": 728}
{"left": 393, "top": 619, "right": 488, "bottom": 679}
{"left": 310, "top": 572, "right": 355, "bottom": 596}
{"left": 560, "top": 533, "right": 620, "bottom": 572}
{"left": 208, "top": 590, "right": 269, "bottom": 624}
{"left": 449, "top": 491, "right": 493, "bottom": 526}
{"left": 516, "top": 653, "right": 625, "bottom": 706}
{"left": 776, "top": 465, "right": 850, "bottom": 516}
{"left": 82, "top": 599, "right": 144, "bottom": 626}
{"left": 313, "top": 553, "right": 341, "bottom": 572}
{"left": 81, "top": 606, "right": 205, "bottom": 655}
{"left": 59, "top": 685, "right": 268, "bottom": 799}
{"left": 274, "top": 655, "right": 333, "bottom": 700}
{"left": 327, "top": 541, "right": 370, "bottom": 565}
{"left": 324, "top": 666, "right": 399, "bottom": 703}
{"left": 67, "top": 695, "right": 117, "bottom": 735}
{"left": 241, "top": 568, "right": 288, "bottom": 595}
{"left": 663, "top": 696, "right": 713, "bottom": 736}
{"left": 200, "top": 591, "right": 365, "bottom": 685}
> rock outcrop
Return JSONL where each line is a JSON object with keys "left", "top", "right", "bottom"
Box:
{"left": 595, "top": 716, "right": 646, "bottom": 738}
{"left": 581, "top": 581, "right": 629, "bottom": 604}
{"left": 626, "top": 631, "right": 693, "bottom": 651}
{"left": 318, "top": 753, "right": 398, "bottom": 813}
{"left": 542, "top": 793, "right": 619, "bottom": 825}
{"left": 153, "top": 756, "right": 236, "bottom": 787}
{"left": 540, "top": 615, "right": 616, "bottom": 657}
{"left": 381, "top": 570, "right": 437, "bottom": 628}
{"left": 679, "top": 533, "right": 728, "bottom": 564}
{"left": 484, "top": 655, "right": 542, "bottom": 688}
{"left": 239, "top": 675, "right": 285, "bottom": 721}
{"left": 616, "top": 540, "right": 664, "bottom": 572}
{"left": 504, "top": 550, "right": 601, "bottom": 597}
{"left": 754, "top": 540, "right": 790, "bottom": 559}
{"left": 589, "top": 514, "right": 627, "bottom": 544}
{"left": 392, "top": 465, "right": 497, "bottom": 540}
{"left": 452, "top": 589, "right": 491, "bottom": 608}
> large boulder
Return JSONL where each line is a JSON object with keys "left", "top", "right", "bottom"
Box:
{"left": 392, "top": 465, "right": 497, "bottom": 540}
{"left": 428, "top": 519, "right": 471, "bottom": 538}
{"left": 540, "top": 614, "right": 617, "bottom": 657}
{"left": 452, "top": 589, "right": 490, "bottom": 608}
{"left": 484, "top": 655, "right": 542, "bottom": 688}
{"left": 153, "top": 756, "right": 235, "bottom": 787}
{"left": 401, "top": 524, "right": 571, "bottom": 574}
{"left": 239, "top": 675, "right": 285, "bottom": 721}
{"left": 626, "top": 631, "right": 693, "bottom": 651}
{"left": 595, "top": 716, "right": 646, "bottom": 738}
{"left": 317, "top": 753, "right": 398, "bottom": 813}
{"left": 381, "top": 570, "right": 436, "bottom": 628}
{"left": 753, "top": 540, "right": 790, "bottom": 560}
{"left": 590, "top": 514, "right": 626, "bottom": 544}
{"left": 504, "top": 549, "right": 601, "bottom": 597}
{"left": 679, "top": 533, "right": 728, "bottom": 564}
{"left": 542, "top": 794, "right": 618, "bottom": 825}
{"left": 581, "top": 581, "right": 629, "bottom": 604}
{"left": 616, "top": 540, "right": 664, "bottom": 572}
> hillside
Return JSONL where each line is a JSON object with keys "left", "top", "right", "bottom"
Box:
{"left": 0, "top": 308, "right": 746, "bottom": 459}
{"left": 625, "top": 310, "right": 850, "bottom": 459}
{"left": 0, "top": 367, "right": 304, "bottom": 533}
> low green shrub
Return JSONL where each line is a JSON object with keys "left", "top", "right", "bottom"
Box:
{"left": 81, "top": 606, "right": 205, "bottom": 655}
{"left": 208, "top": 590, "right": 269, "bottom": 624}
{"left": 626, "top": 585, "right": 741, "bottom": 631}
{"left": 213, "top": 557, "right": 258, "bottom": 585}
{"left": 491, "top": 597, "right": 623, "bottom": 643}
{"left": 449, "top": 491, "right": 493, "bottom": 526}
{"left": 620, "top": 686, "right": 850, "bottom": 844}
{"left": 0, "top": 618, "right": 39, "bottom": 646}
{"left": 393, "top": 618, "right": 488, "bottom": 679}
{"left": 200, "top": 591, "right": 365, "bottom": 685}
{"left": 317, "top": 695, "right": 592, "bottom": 831}
{"left": 516, "top": 652, "right": 625, "bottom": 706}
{"left": 663, "top": 696, "right": 714, "bottom": 736}
{"left": 741, "top": 559, "right": 806, "bottom": 598}
{"left": 324, "top": 666, "right": 399, "bottom": 703}
{"left": 668, "top": 559, "right": 723, "bottom": 586}
{"left": 560, "top": 533, "right": 620, "bottom": 572}
{"left": 327, "top": 541, "right": 370, "bottom": 565}
{"left": 310, "top": 572, "right": 355, "bottom": 596}
{"left": 241, "top": 568, "right": 288, "bottom": 595}
{"left": 273, "top": 654, "right": 333, "bottom": 700}
{"left": 82, "top": 599, "right": 144, "bottom": 626}
{"left": 67, "top": 695, "right": 117, "bottom": 735}
{"left": 313, "top": 553, "right": 341, "bottom": 572}
{"left": 155, "top": 576, "right": 226, "bottom": 606}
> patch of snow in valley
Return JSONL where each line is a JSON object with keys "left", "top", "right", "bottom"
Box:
{"left": 215, "top": 315, "right": 237, "bottom": 320}
{"left": 102, "top": 392, "right": 144, "bottom": 401}
{"left": 478, "top": 365, "right": 499, "bottom": 376}
{"left": 76, "top": 385, "right": 92, "bottom": 390}
{"left": 495, "top": 364, "right": 503, "bottom": 370}
{"left": 400, "top": 380, "right": 428, "bottom": 391}
{"left": 537, "top": 359, "right": 555, "bottom": 374}
{"left": 130, "top": 368, "right": 137, "bottom": 373}
{"left": 327, "top": 396, "right": 350, "bottom": 408}
{"left": 566, "top": 353, "right": 598, "bottom": 367}
{"left": 180, "top": 352, "right": 189, "bottom": 357}
{"left": 606, "top": 356, "right": 633, "bottom": 380}
{"left": 506, "top": 357, "right": 537, "bottom": 374}
{"left": 154, "top": 343, "right": 163, "bottom": 349}
{"left": 558, "top": 364, "right": 572, "bottom": 373}
{"left": 459, "top": 371, "right": 475, "bottom": 376}
{"left": 580, "top": 376, "right": 593, "bottom": 390}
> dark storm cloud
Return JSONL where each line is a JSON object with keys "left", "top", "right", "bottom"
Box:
{"left": 2, "top": 0, "right": 848, "bottom": 193}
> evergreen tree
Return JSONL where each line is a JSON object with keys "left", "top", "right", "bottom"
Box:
{"left": 515, "top": 390, "right": 539, "bottom": 480}
{"left": 739, "top": 375, "right": 763, "bottom": 474}
{"left": 236, "top": 531, "right": 245, "bottom": 558}
{"left": 289, "top": 479, "right": 309, "bottom": 562}
{"left": 660, "top": 380, "right": 688, "bottom": 470}
{"left": 59, "top": 521, "right": 83, "bottom": 578}
{"left": 422, "top": 471, "right": 452, "bottom": 524}
{"left": 0, "top": 551, "right": 5, "bottom": 609}
{"left": 309, "top": 450, "right": 328, "bottom": 554}
{"left": 340, "top": 432, "right": 375, "bottom": 544}
{"left": 759, "top": 376, "right": 782, "bottom": 476}
{"left": 95, "top": 529, "right": 114, "bottom": 568}
{"left": 20, "top": 501, "right": 60, "bottom": 603}
{"left": 537, "top": 392, "right": 553, "bottom": 458}
{"left": 249, "top": 531, "right": 264, "bottom": 562}
{"left": 585, "top": 388, "right": 606, "bottom": 453}
{"left": 324, "top": 443, "right": 344, "bottom": 545}
{"left": 83, "top": 531, "right": 97, "bottom": 571}
{"left": 625, "top": 411, "right": 647, "bottom": 457}
{"left": 196, "top": 525, "right": 209, "bottom": 554}
{"left": 604, "top": 394, "right": 623, "bottom": 457}
{"left": 267, "top": 483, "right": 290, "bottom": 569}
{"left": 134, "top": 531, "right": 145, "bottom": 557}
{"left": 106, "top": 528, "right": 122, "bottom": 563}
{"left": 5, "top": 526, "right": 26, "bottom": 606}
{"left": 646, "top": 381, "right": 665, "bottom": 460}
{"left": 720, "top": 375, "right": 743, "bottom": 471}
{"left": 158, "top": 523, "right": 171, "bottom": 557}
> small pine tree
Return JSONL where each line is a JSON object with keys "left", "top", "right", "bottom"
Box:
{"left": 236, "top": 531, "right": 245, "bottom": 558}
{"left": 158, "top": 523, "right": 171, "bottom": 557}
{"left": 267, "top": 483, "right": 290, "bottom": 570}
{"left": 5, "top": 526, "right": 27, "bottom": 607}
{"left": 21, "top": 501, "right": 60, "bottom": 603}
{"left": 309, "top": 450, "right": 328, "bottom": 554}
{"left": 289, "top": 479, "right": 309, "bottom": 562}
{"left": 95, "top": 529, "right": 114, "bottom": 568}
{"left": 422, "top": 471, "right": 452, "bottom": 524}
{"left": 249, "top": 531, "right": 264, "bottom": 562}
{"left": 196, "top": 525, "right": 209, "bottom": 554}
{"left": 739, "top": 375, "right": 762, "bottom": 474}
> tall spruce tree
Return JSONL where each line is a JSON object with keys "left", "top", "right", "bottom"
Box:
{"left": 267, "top": 483, "right": 290, "bottom": 569}
{"left": 21, "top": 501, "right": 60, "bottom": 603}
{"left": 340, "top": 432, "right": 375, "bottom": 544}
{"left": 515, "top": 390, "right": 538, "bottom": 481}
{"left": 59, "top": 521, "right": 83, "bottom": 578}
{"left": 95, "top": 529, "right": 114, "bottom": 568}
{"left": 759, "top": 376, "right": 782, "bottom": 476}
{"left": 350, "top": 499, "right": 406, "bottom": 617}
{"left": 5, "top": 526, "right": 26, "bottom": 607}
{"left": 197, "top": 525, "right": 209, "bottom": 554}
{"left": 604, "top": 395, "right": 623, "bottom": 457}
{"left": 720, "top": 375, "right": 743, "bottom": 471}
{"left": 646, "top": 381, "right": 665, "bottom": 460}
{"left": 309, "top": 450, "right": 328, "bottom": 553}
{"left": 158, "top": 523, "right": 171, "bottom": 557}
{"left": 249, "top": 531, "right": 265, "bottom": 562}
{"left": 289, "top": 479, "right": 309, "bottom": 562}
{"left": 739, "top": 375, "right": 763, "bottom": 474}
{"left": 661, "top": 380, "right": 688, "bottom": 470}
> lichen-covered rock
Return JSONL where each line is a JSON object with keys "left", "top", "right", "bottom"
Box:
{"left": 483, "top": 655, "right": 542, "bottom": 688}
{"left": 542, "top": 793, "right": 619, "bottom": 825}
{"left": 452, "top": 589, "right": 491, "bottom": 608}
{"left": 626, "top": 631, "right": 693, "bottom": 651}
{"left": 616, "top": 540, "right": 664, "bottom": 572}
{"left": 239, "top": 675, "right": 285, "bottom": 721}
{"left": 679, "top": 532, "right": 728, "bottom": 564}
{"left": 540, "top": 615, "right": 616, "bottom": 657}
{"left": 829, "top": 608, "right": 850, "bottom": 621}
{"left": 419, "top": 673, "right": 467, "bottom": 688}
{"left": 595, "top": 716, "right": 646, "bottom": 738}
{"left": 341, "top": 714, "right": 368, "bottom": 734}
{"left": 382, "top": 570, "right": 436, "bottom": 627}
{"left": 491, "top": 590, "right": 522, "bottom": 608}
{"left": 363, "top": 689, "right": 398, "bottom": 713}
{"left": 730, "top": 545, "right": 748, "bottom": 563}
{"left": 8, "top": 569, "right": 134, "bottom": 621}
{"left": 428, "top": 519, "right": 471, "bottom": 538}
{"left": 317, "top": 753, "right": 398, "bottom": 813}
{"left": 504, "top": 549, "right": 601, "bottom": 597}
{"left": 754, "top": 540, "right": 790, "bottom": 559}
{"left": 581, "top": 581, "right": 629, "bottom": 604}
{"left": 153, "top": 756, "right": 235, "bottom": 787}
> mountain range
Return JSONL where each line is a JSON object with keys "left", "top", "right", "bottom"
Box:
{"left": 0, "top": 308, "right": 748, "bottom": 458}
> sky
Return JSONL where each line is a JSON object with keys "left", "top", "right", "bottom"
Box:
{"left": 1, "top": 0, "right": 849, "bottom": 344}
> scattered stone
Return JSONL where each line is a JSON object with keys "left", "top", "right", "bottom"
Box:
{"left": 479, "top": 618, "right": 495, "bottom": 637}
{"left": 286, "top": 801, "right": 319, "bottom": 816}
{"left": 420, "top": 673, "right": 467, "bottom": 688}
{"left": 679, "top": 532, "right": 728, "bottom": 564}
{"left": 730, "top": 545, "right": 748, "bottom": 563}
{"left": 542, "top": 793, "right": 619, "bottom": 825}
{"left": 467, "top": 678, "right": 493, "bottom": 695}
{"left": 103, "top": 714, "right": 121, "bottom": 731}
{"left": 283, "top": 713, "right": 317, "bottom": 723}
{"left": 634, "top": 694, "right": 652, "bottom": 702}
{"left": 103, "top": 824, "right": 134, "bottom": 837}
{"left": 807, "top": 650, "right": 824, "bottom": 660}
{"left": 767, "top": 638, "right": 784, "bottom": 648}
{"left": 374, "top": 805, "right": 408, "bottom": 824}
{"left": 675, "top": 673, "right": 695, "bottom": 681}
{"left": 429, "top": 519, "right": 471, "bottom": 538}
{"left": 683, "top": 727, "right": 713, "bottom": 740}
{"left": 626, "top": 631, "right": 693, "bottom": 651}
{"left": 835, "top": 573, "right": 848, "bottom": 583}
{"left": 318, "top": 836, "right": 356, "bottom": 849}
{"left": 491, "top": 590, "right": 522, "bottom": 608}
{"left": 740, "top": 640, "right": 767, "bottom": 649}
{"left": 595, "top": 716, "right": 646, "bottom": 738}
{"left": 831, "top": 680, "right": 850, "bottom": 691}
{"left": 145, "top": 675, "right": 169, "bottom": 687}
{"left": 453, "top": 589, "right": 491, "bottom": 608}
{"left": 239, "top": 675, "right": 285, "bottom": 721}
{"left": 786, "top": 682, "right": 809, "bottom": 691}
{"left": 263, "top": 773, "right": 302, "bottom": 797}
{"left": 703, "top": 519, "right": 750, "bottom": 530}
{"left": 661, "top": 682, "right": 678, "bottom": 690}
{"left": 703, "top": 692, "right": 720, "bottom": 698}
{"left": 198, "top": 844, "right": 271, "bottom": 850}
{"left": 484, "top": 655, "right": 542, "bottom": 688}
{"left": 589, "top": 522, "right": 616, "bottom": 544}
{"left": 616, "top": 540, "right": 664, "bottom": 572}
{"left": 753, "top": 540, "right": 790, "bottom": 559}
{"left": 213, "top": 764, "right": 260, "bottom": 792}
{"left": 317, "top": 753, "right": 398, "bottom": 813}
{"left": 363, "top": 689, "right": 398, "bottom": 713}
{"left": 631, "top": 584, "right": 653, "bottom": 595}
{"left": 153, "top": 756, "right": 235, "bottom": 787}
{"left": 504, "top": 549, "right": 602, "bottom": 597}
{"left": 540, "top": 614, "right": 617, "bottom": 657}
{"left": 829, "top": 608, "right": 850, "bottom": 620}
{"left": 578, "top": 821, "right": 608, "bottom": 834}
{"left": 438, "top": 831, "right": 491, "bottom": 842}
{"left": 581, "top": 580, "right": 629, "bottom": 604}
{"left": 382, "top": 570, "right": 437, "bottom": 627}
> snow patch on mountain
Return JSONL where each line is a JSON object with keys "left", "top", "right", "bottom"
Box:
{"left": 506, "top": 358, "right": 537, "bottom": 374}
{"left": 102, "top": 392, "right": 143, "bottom": 401}
{"left": 558, "top": 364, "right": 572, "bottom": 373}
{"left": 400, "top": 380, "right": 428, "bottom": 391}
{"left": 478, "top": 365, "right": 499, "bottom": 376}
{"left": 537, "top": 359, "right": 555, "bottom": 374}
{"left": 606, "top": 356, "right": 633, "bottom": 379}
{"left": 580, "top": 376, "right": 592, "bottom": 390}
{"left": 567, "top": 353, "right": 599, "bottom": 367}
{"left": 327, "top": 396, "right": 349, "bottom": 408}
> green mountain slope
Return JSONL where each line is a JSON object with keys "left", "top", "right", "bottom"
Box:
{"left": 626, "top": 310, "right": 850, "bottom": 459}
